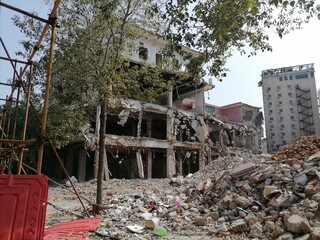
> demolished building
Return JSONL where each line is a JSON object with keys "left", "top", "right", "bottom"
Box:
{"left": 61, "top": 31, "right": 264, "bottom": 182}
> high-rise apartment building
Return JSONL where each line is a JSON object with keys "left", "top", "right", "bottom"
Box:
{"left": 259, "top": 63, "right": 320, "bottom": 153}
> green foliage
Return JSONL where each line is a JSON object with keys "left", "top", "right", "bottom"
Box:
{"left": 13, "top": 0, "right": 168, "bottom": 147}
{"left": 157, "top": 0, "right": 319, "bottom": 77}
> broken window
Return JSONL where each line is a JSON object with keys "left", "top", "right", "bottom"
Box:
{"left": 156, "top": 53, "right": 162, "bottom": 68}
{"left": 139, "top": 46, "right": 148, "bottom": 60}
{"left": 242, "top": 110, "right": 253, "bottom": 121}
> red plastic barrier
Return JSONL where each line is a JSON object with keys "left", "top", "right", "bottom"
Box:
{"left": 0, "top": 174, "right": 48, "bottom": 240}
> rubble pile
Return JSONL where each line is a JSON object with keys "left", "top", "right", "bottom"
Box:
{"left": 272, "top": 135, "right": 320, "bottom": 166}
{"left": 180, "top": 147, "right": 320, "bottom": 239}
{"left": 46, "top": 146, "right": 320, "bottom": 239}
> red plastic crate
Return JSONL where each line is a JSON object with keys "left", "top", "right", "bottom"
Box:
{"left": 0, "top": 174, "right": 48, "bottom": 240}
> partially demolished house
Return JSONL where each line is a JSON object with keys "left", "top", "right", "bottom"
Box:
{"left": 63, "top": 30, "right": 222, "bottom": 181}
{"left": 205, "top": 102, "right": 264, "bottom": 150}
{"left": 61, "top": 27, "right": 266, "bottom": 181}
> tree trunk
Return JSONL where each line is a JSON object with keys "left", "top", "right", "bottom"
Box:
{"left": 97, "top": 102, "right": 107, "bottom": 206}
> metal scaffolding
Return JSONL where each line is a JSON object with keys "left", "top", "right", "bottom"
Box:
{"left": 0, "top": 1, "right": 90, "bottom": 216}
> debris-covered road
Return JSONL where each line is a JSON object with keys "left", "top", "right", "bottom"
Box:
{"left": 46, "top": 136, "right": 320, "bottom": 239}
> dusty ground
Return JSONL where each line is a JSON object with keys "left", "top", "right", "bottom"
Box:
{"left": 46, "top": 178, "right": 220, "bottom": 239}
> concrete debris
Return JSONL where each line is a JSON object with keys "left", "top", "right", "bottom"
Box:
{"left": 273, "top": 135, "right": 320, "bottom": 165}
{"left": 47, "top": 141, "right": 320, "bottom": 239}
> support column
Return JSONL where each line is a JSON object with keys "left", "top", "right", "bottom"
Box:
{"left": 78, "top": 148, "right": 86, "bottom": 182}
{"left": 166, "top": 86, "right": 176, "bottom": 177}
{"left": 147, "top": 115, "right": 152, "bottom": 179}
{"left": 199, "top": 146, "right": 206, "bottom": 170}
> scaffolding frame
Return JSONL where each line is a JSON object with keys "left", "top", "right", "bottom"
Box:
{"left": 0, "top": 1, "right": 90, "bottom": 216}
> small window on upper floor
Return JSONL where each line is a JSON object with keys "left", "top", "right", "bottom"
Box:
{"left": 288, "top": 92, "right": 292, "bottom": 97}
{"left": 277, "top": 86, "right": 281, "bottom": 91}
{"left": 289, "top": 75, "right": 293, "bottom": 80}
{"left": 287, "top": 85, "right": 292, "bottom": 90}
{"left": 311, "top": 72, "right": 314, "bottom": 78}
{"left": 267, "top": 87, "right": 271, "bottom": 91}
{"left": 279, "top": 76, "right": 283, "bottom": 81}
{"left": 295, "top": 73, "right": 308, "bottom": 79}
{"left": 139, "top": 46, "right": 148, "bottom": 60}
{"left": 289, "top": 100, "right": 293, "bottom": 105}
{"left": 284, "top": 76, "right": 288, "bottom": 80}
{"left": 156, "top": 53, "right": 162, "bottom": 68}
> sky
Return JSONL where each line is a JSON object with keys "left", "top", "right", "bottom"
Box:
{"left": 1, "top": 1, "right": 320, "bottom": 110}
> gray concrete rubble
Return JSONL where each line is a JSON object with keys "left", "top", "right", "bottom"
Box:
{"left": 47, "top": 145, "right": 320, "bottom": 239}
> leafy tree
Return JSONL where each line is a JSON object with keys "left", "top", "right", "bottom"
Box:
{"left": 156, "top": 0, "right": 320, "bottom": 77}
{"left": 13, "top": 0, "right": 168, "bottom": 206}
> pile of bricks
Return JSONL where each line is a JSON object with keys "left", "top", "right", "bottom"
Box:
{"left": 272, "top": 135, "right": 320, "bottom": 165}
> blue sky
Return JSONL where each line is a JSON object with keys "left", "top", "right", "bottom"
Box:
{"left": 1, "top": 1, "right": 320, "bottom": 110}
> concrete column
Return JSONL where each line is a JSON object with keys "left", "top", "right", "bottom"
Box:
{"left": 147, "top": 115, "right": 152, "bottom": 179}
{"left": 78, "top": 148, "right": 86, "bottom": 182}
{"left": 166, "top": 86, "right": 176, "bottom": 177}
{"left": 147, "top": 150, "right": 152, "bottom": 179}
{"left": 199, "top": 146, "right": 206, "bottom": 170}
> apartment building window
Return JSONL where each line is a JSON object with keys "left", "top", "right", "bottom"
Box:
{"left": 280, "top": 124, "right": 285, "bottom": 129}
{"left": 289, "top": 75, "right": 293, "bottom": 80}
{"left": 269, "top": 109, "right": 273, "bottom": 114}
{"left": 289, "top": 100, "right": 293, "bottom": 105}
{"left": 282, "top": 140, "right": 286, "bottom": 145}
{"left": 270, "top": 125, "right": 274, "bottom": 129}
{"left": 290, "top": 108, "right": 294, "bottom": 113}
{"left": 295, "top": 73, "right": 308, "bottom": 79}
{"left": 278, "top": 101, "right": 282, "bottom": 107}
{"left": 269, "top": 117, "right": 273, "bottom": 122}
{"left": 279, "top": 109, "right": 283, "bottom": 114}
{"left": 311, "top": 72, "right": 314, "bottom": 78}
{"left": 288, "top": 92, "right": 292, "bottom": 97}
{"left": 284, "top": 76, "right": 288, "bottom": 80}
{"left": 292, "top": 132, "right": 296, "bottom": 137}
{"left": 291, "top": 124, "right": 296, "bottom": 129}
{"left": 279, "top": 76, "right": 283, "bottom": 81}
{"left": 268, "top": 102, "right": 272, "bottom": 107}
{"left": 271, "top": 132, "right": 275, "bottom": 136}
{"left": 272, "top": 140, "right": 276, "bottom": 145}
{"left": 139, "top": 46, "right": 148, "bottom": 60}
{"left": 290, "top": 116, "right": 295, "bottom": 121}
{"left": 267, "top": 94, "right": 271, "bottom": 100}
{"left": 277, "top": 86, "right": 281, "bottom": 91}
{"left": 156, "top": 53, "right": 162, "bottom": 68}
{"left": 267, "top": 87, "right": 271, "bottom": 92}
{"left": 281, "top": 132, "right": 285, "bottom": 136}
{"left": 277, "top": 93, "right": 282, "bottom": 98}
{"left": 287, "top": 85, "right": 292, "bottom": 90}
{"left": 280, "top": 116, "right": 284, "bottom": 122}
